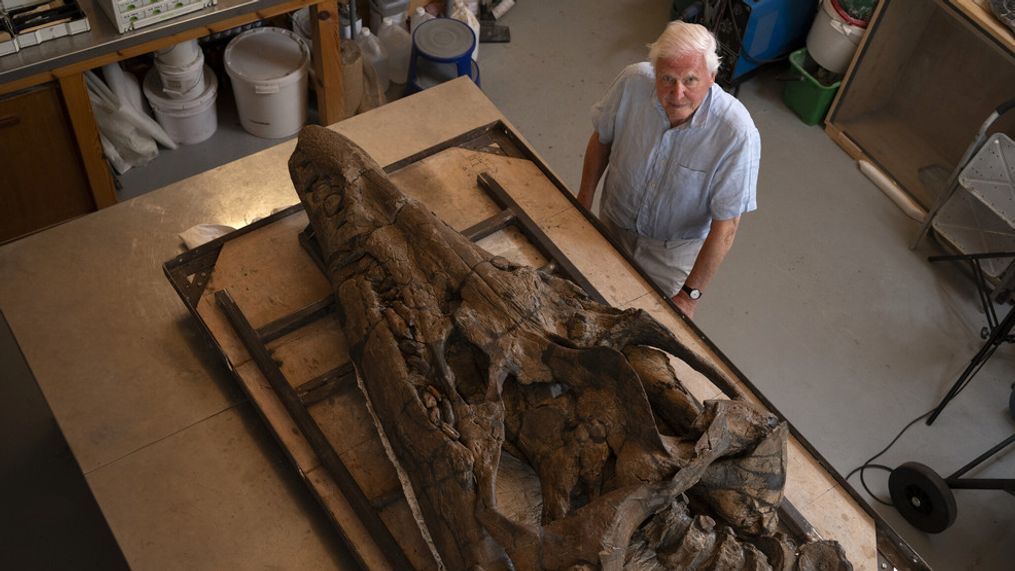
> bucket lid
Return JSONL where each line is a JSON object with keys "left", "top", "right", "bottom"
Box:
{"left": 414, "top": 18, "right": 474, "bottom": 60}
{"left": 225, "top": 27, "right": 309, "bottom": 86}
{"left": 144, "top": 66, "right": 218, "bottom": 111}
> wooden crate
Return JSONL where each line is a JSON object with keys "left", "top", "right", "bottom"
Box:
{"left": 825, "top": 0, "right": 1015, "bottom": 210}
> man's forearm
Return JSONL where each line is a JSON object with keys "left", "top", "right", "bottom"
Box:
{"left": 682, "top": 216, "right": 740, "bottom": 293}
{"left": 578, "top": 132, "right": 611, "bottom": 210}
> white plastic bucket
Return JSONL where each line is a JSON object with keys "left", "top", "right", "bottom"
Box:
{"left": 143, "top": 66, "right": 218, "bottom": 145}
{"left": 155, "top": 49, "right": 205, "bottom": 98}
{"left": 224, "top": 27, "right": 310, "bottom": 139}
{"left": 155, "top": 39, "right": 200, "bottom": 67}
{"left": 806, "top": 0, "right": 866, "bottom": 74}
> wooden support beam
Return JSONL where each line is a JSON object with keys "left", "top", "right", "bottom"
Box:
{"left": 310, "top": 0, "right": 345, "bottom": 126}
{"left": 57, "top": 73, "right": 117, "bottom": 209}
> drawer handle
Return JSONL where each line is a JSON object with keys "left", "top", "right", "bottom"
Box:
{"left": 0, "top": 115, "right": 20, "bottom": 129}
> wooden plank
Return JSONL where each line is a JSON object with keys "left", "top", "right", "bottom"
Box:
{"left": 824, "top": 123, "right": 867, "bottom": 162}
{"left": 311, "top": 1, "right": 346, "bottom": 126}
{"left": 950, "top": 0, "right": 1015, "bottom": 52}
{"left": 0, "top": 70, "right": 55, "bottom": 96}
{"left": 57, "top": 73, "right": 118, "bottom": 209}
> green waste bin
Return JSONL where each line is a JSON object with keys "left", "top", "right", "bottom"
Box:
{"left": 782, "top": 48, "right": 842, "bottom": 126}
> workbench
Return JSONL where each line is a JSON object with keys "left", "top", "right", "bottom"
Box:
{"left": 0, "top": 0, "right": 345, "bottom": 241}
{"left": 0, "top": 78, "right": 918, "bottom": 569}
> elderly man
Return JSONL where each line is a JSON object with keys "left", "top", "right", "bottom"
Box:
{"left": 578, "top": 21, "right": 760, "bottom": 319}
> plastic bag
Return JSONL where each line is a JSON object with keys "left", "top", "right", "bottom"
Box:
{"left": 85, "top": 68, "right": 176, "bottom": 174}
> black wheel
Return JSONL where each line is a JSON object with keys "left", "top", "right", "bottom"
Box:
{"left": 888, "top": 462, "right": 958, "bottom": 533}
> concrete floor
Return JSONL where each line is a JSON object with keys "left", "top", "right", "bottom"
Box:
{"left": 481, "top": 1, "right": 1013, "bottom": 569}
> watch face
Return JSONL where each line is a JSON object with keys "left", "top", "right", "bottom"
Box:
{"left": 689, "top": 289, "right": 701, "bottom": 300}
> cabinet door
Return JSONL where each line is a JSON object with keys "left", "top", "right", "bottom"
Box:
{"left": 0, "top": 83, "right": 94, "bottom": 243}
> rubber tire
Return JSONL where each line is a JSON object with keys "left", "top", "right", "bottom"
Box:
{"left": 889, "top": 462, "right": 958, "bottom": 533}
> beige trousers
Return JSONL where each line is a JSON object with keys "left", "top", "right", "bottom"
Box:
{"left": 601, "top": 217, "right": 704, "bottom": 297}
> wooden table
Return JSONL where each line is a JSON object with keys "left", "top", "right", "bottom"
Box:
{"left": 0, "top": 78, "right": 918, "bottom": 570}
{"left": 0, "top": 0, "right": 345, "bottom": 217}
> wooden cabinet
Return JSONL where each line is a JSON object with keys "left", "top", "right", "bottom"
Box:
{"left": 825, "top": 0, "right": 1015, "bottom": 210}
{"left": 0, "top": 83, "right": 94, "bottom": 243}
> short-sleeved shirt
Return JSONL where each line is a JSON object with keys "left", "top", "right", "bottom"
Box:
{"left": 592, "top": 62, "right": 760, "bottom": 241}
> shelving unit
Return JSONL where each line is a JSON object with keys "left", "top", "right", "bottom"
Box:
{"left": 0, "top": 0, "right": 344, "bottom": 241}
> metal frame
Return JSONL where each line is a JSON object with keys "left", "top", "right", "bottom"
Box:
{"left": 926, "top": 251, "right": 1015, "bottom": 426}
{"left": 164, "top": 120, "right": 926, "bottom": 569}
{"left": 214, "top": 290, "right": 412, "bottom": 570}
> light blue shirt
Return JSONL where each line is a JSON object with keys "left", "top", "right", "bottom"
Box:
{"left": 592, "top": 62, "right": 760, "bottom": 241}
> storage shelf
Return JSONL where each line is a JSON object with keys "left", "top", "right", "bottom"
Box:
{"left": 116, "top": 83, "right": 301, "bottom": 200}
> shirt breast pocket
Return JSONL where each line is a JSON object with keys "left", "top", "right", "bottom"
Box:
{"left": 648, "top": 164, "right": 711, "bottom": 240}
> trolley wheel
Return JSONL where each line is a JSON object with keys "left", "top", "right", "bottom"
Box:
{"left": 888, "top": 462, "right": 957, "bottom": 533}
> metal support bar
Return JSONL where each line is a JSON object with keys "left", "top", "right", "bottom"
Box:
{"left": 926, "top": 305, "right": 1015, "bottom": 425}
{"left": 947, "top": 433, "right": 1015, "bottom": 480}
{"left": 926, "top": 252, "right": 1015, "bottom": 425}
{"left": 476, "top": 172, "right": 608, "bottom": 305}
{"left": 214, "top": 290, "right": 412, "bottom": 570}
{"left": 462, "top": 209, "right": 516, "bottom": 242}
{"left": 297, "top": 363, "right": 357, "bottom": 406}
{"left": 945, "top": 478, "right": 1015, "bottom": 493}
{"left": 257, "top": 295, "right": 336, "bottom": 345}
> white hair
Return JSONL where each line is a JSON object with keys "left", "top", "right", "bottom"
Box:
{"left": 648, "top": 21, "right": 721, "bottom": 75}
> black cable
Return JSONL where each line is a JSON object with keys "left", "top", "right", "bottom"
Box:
{"left": 857, "top": 464, "right": 894, "bottom": 506}
{"left": 846, "top": 411, "right": 932, "bottom": 505}
{"left": 844, "top": 338, "right": 994, "bottom": 505}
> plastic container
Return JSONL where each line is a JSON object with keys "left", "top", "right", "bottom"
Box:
{"left": 290, "top": 7, "right": 313, "bottom": 42}
{"left": 225, "top": 27, "right": 310, "bottom": 139}
{"left": 445, "top": 0, "right": 478, "bottom": 15}
{"left": 143, "top": 65, "right": 218, "bottom": 144}
{"left": 155, "top": 39, "right": 200, "bottom": 67}
{"left": 155, "top": 49, "right": 205, "bottom": 98}
{"left": 449, "top": 0, "right": 480, "bottom": 60}
{"left": 378, "top": 17, "right": 411, "bottom": 84}
{"left": 369, "top": 0, "right": 408, "bottom": 34}
{"left": 782, "top": 48, "right": 841, "bottom": 126}
{"left": 356, "top": 28, "right": 390, "bottom": 92}
{"left": 806, "top": 0, "right": 865, "bottom": 74}
{"left": 410, "top": 6, "right": 434, "bottom": 33}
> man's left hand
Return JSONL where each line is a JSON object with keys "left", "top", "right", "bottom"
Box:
{"left": 672, "top": 293, "right": 697, "bottom": 319}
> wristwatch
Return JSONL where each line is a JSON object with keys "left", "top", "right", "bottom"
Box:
{"left": 681, "top": 284, "right": 702, "bottom": 300}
